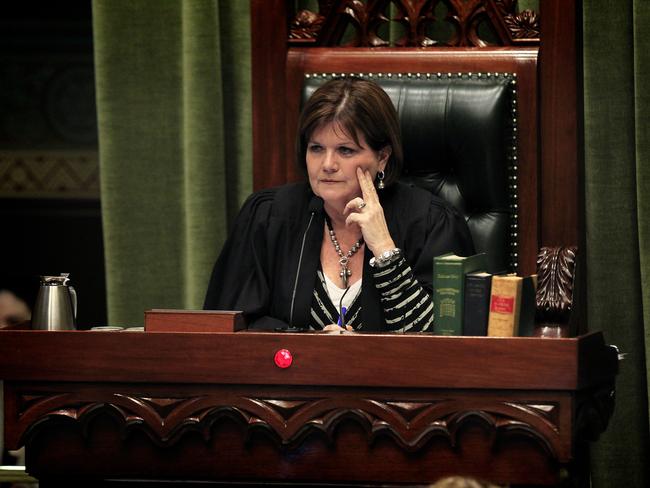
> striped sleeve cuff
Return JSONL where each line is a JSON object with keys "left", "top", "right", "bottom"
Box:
{"left": 371, "top": 257, "right": 434, "bottom": 332}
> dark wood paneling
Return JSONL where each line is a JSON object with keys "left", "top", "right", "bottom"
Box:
{"left": 251, "top": 0, "right": 289, "bottom": 191}
{"left": 539, "top": 0, "right": 580, "bottom": 247}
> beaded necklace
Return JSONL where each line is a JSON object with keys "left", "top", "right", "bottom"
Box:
{"left": 324, "top": 215, "right": 364, "bottom": 289}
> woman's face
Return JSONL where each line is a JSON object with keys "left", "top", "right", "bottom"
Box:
{"left": 306, "top": 122, "right": 389, "bottom": 211}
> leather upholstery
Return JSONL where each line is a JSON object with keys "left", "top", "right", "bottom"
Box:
{"left": 303, "top": 74, "right": 516, "bottom": 273}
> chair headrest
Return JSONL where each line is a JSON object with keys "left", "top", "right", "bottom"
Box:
{"left": 302, "top": 73, "right": 518, "bottom": 273}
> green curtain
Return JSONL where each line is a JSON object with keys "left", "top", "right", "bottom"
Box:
{"left": 92, "top": 0, "right": 251, "bottom": 326}
{"left": 584, "top": 1, "right": 650, "bottom": 486}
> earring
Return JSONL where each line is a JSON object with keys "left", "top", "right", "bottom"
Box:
{"left": 377, "top": 170, "right": 385, "bottom": 190}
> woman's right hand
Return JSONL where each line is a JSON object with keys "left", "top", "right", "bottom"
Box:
{"left": 344, "top": 168, "right": 396, "bottom": 257}
{"left": 322, "top": 324, "right": 354, "bottom": 332}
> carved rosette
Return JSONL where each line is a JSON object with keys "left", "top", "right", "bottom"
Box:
{"left": 491, "top": 0, "right": 540, "bottom": 43}
{"left": 504, "top": 9, "right": 540, "bottom": 39}
{"left": 289, "top": 10, "right": 326, "bottom": 41}
{"left": 289, "top": 0, "right": 337, "bottom": 43}
{"left": 16, "top": 391, "right": 565, "bottom": 458}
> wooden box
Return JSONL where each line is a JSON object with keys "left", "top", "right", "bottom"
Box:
{"left": 144, "top": 309, "right": 245, "bottom": 333}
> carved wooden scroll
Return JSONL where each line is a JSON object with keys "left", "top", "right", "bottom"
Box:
{"left": 287, "top": 0, "right": 540, "bottom": 47}
{"left": 535, "top": 246, "right": 578, "bottom": 337}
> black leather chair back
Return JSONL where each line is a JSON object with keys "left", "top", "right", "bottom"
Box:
{"left": 303, "top": 73, "right": 517, "bottom": 274}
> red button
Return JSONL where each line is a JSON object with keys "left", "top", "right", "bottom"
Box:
{"left": 274, "top": 349, "right": 293, "bottom": 368}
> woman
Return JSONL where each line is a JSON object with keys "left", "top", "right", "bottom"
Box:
{"left": 204, "top": 77, "right": 474, "bottom": 331}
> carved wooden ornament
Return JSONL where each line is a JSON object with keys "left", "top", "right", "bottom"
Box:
{"left": 536, "top": 246, "right": 578, "bottom": 326}
{"left": 287, "top": 0, "right": 540, "bottom": 47}
{"left": 17, "top": 390, "right": 564, "bottom": 458}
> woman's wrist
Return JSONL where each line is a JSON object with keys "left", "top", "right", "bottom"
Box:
{"left": 369, "top": 239, "right": 397, "bottom": 258}
{"left": 369, "top": 247, "right": 402, "bottom": 268}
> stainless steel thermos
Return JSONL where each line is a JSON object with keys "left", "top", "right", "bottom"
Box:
{"left": 32, "top": 273, "right": 77, "bottom": 330}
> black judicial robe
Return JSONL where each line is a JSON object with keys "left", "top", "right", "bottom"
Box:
{"left": 203, "top": 181, "right": 474, "bottom": 330}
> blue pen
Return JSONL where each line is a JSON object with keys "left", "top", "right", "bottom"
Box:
{"left": 337, "top": 306, "right": 347, "bottom": 328}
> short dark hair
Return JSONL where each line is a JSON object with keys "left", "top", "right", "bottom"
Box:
{"left": 296, "top": 77, "right": 403, "bottom": 187}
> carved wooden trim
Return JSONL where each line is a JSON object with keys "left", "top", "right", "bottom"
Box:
{"left": 444, "top": 0, "right": 491, "bottom": 47}
{"left": 391, "top": 0, "right": 438, "bottom": 47}
{"left": 504, "top": 9, "right": 540, "bottom": 39}
{"left": 289, "top": 0, "right": 337, "bottom": 43}
{"left": 16, "top": 391, "right": 565, "bottom": 458}
{"left": 486, "top": 0, "right": 540, "bottom": 44}
{"left": 335, "top": 0, "right": 391, "bottom": 47}
{"left": 285, "top": 0, "right": 540, "bottom": 47}
{"left": 289, "top": 9, "right": 326, "bottom": 42}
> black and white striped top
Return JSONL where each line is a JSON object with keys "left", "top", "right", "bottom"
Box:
{"left": 309, "top": 257, "right": 434, "bottom": 332}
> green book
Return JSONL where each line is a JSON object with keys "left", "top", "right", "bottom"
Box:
{"left": 433, "top": 252, "right": 488, "bottom": 336}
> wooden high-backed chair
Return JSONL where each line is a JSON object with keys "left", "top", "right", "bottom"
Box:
{"left": 251, "top": 0, "right": 583, "bottom": 329}
{"left": 251, "top": 0, "right": 540, "bottom": 274}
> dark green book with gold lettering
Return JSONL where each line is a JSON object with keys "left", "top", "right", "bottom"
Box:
{"left": 433, "top": 253, "right": 488, "bottom": 336}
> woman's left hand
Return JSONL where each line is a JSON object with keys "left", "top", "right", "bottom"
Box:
{"left": 344, "top": 167, "right": 396, "bottom": 256}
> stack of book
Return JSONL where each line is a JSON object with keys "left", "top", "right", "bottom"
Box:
{"left": 432, "top": 253, "right": 537, "bottom": 337}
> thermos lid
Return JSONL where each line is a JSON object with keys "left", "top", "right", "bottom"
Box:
{"left": 40, "top": 273, "right": 70, "bottom": 285}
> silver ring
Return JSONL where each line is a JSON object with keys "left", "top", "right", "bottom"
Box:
{"left": 357, "top": 201, "right": 366, "bottom": 210}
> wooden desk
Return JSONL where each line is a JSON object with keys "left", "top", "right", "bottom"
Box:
{"left": 0, "top": 330, "right": 617, "bottom": 486}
